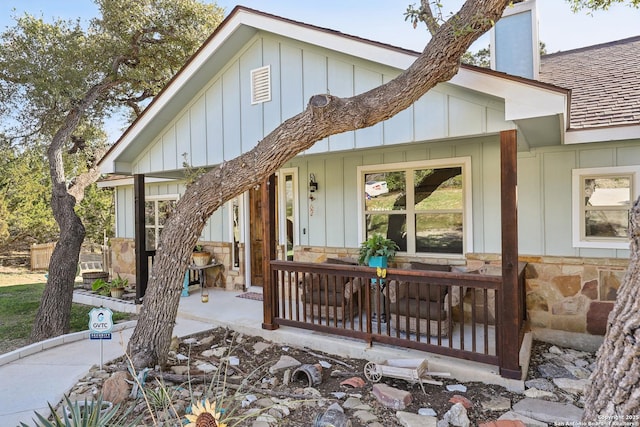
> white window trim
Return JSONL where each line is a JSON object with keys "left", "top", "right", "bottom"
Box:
{"left": 357, "top": 157, "right": 473, "bottom": 257}
{"left": 278, "top": 168, "right": 299, "bottom": 254}
{"left": 572, "top": 166, "right": 638, "bottom": 249}
{"left": 228, "top": 196, "right": 244, "bottom": 271}
{"left": 145, "top": 194, "right": 179, "bottom": 250}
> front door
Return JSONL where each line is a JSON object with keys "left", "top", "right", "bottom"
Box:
{"left": 249, "top": 186, "right": 264, "bottom": 286}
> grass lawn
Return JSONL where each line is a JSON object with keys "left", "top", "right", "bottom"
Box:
{"left": 0, "top": 282, "right": 134, "bottom": 354}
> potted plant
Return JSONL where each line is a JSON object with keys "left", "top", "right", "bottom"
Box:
{"left": 109, "top": 274, "right": 128, "bottom": 298}
{"left": 359, "top": 234, "right": 399, "bottom": 324}
{"left": 192, "top": 244, "right": 211, "bottom": 266}
{"left": 91, "top": 278, "right": 111, "bottom": 296}
{"left": 358, "top": 234, "right": 399, "bottom": 267}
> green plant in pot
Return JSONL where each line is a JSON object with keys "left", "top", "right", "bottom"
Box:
{"left": 109, "top": 274, "right": 128, "bottom": 298}
{"left": 358, "top": 233, "right": 399, "bottom": 267}
{"left": 91, "top": 278, "right": 111, "bottom": 296}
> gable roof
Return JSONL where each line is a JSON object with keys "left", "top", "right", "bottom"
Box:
{"left": 540, "top": 36, "right": 640, "bottom": 130}
{"left": 98, "top": 6, "right": 570, "bottom": 174}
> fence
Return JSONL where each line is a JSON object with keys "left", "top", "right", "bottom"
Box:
{"left": 30, "top": 242, "right": 56, "bottom": 271}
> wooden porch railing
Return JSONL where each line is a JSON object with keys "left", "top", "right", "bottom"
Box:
{"left": 269, "top": 260, "right": 527, "bottom": 378}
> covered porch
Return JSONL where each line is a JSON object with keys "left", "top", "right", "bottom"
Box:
{"left": 131, "top": 130, "right": 529, "bottom": 380}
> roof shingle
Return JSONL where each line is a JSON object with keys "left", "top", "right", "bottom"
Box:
{"left": 539, "top": 36, "right": 640, "bottom": 129}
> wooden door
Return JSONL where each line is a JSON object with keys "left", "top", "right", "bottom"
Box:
{"left": 249, "top": 186, "right": 264, "bottom": 286}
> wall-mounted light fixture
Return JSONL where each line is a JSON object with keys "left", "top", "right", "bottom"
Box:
{"left": 309, "top": 173, "right": 318, "bottom": 193}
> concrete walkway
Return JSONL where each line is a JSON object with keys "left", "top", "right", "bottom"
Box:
{"left": 0, "top": 288, "right": 525, "bottom": 426}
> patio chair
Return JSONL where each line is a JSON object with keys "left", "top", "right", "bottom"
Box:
{"left": 299, "top": 258, "right": 362, "bottom": 321}
{"left": 387, "top": 262, "right": 452, "bottom": 337}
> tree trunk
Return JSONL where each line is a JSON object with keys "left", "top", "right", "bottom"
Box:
{"left": 582, "top": 198, "right": 640, "bottom": 420}
{"left": 30, "top": 83, "right": 111, "bottom": 342}
{"left": 30, "top": 187, "right": 85, "bottom": 340}
{"left": 127, "top": 0, "right": 512, "bottom": 368}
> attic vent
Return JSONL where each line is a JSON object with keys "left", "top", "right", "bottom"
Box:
{"left": 251, "top": 65, "right": 271, "bottom": 104}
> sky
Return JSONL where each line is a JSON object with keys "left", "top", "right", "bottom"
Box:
{"left": 1, "top": 0, "right": 640, "bottom": 54}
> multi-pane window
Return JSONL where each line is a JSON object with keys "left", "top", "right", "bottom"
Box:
{"left": 573, "top": 167, "right": 638, "bottom": 248}
{"left": 361, "top": 159, "right": 470, "bottom": 255}
{"left": 145, "top": 196, "right": 178, "bottom": 251}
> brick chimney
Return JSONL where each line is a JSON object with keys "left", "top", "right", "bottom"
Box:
{"left": 490, "top": 0, "right": 540, "bottom": 80}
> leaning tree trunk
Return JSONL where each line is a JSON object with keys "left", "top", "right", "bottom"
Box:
{"left": 30, "top": 83, "right": 111, "bottom": 342}
{"left": 582, "top": 198, "right": 640, "bottom": 420}
{"left": 127, "top": 0, "right": 512, "bottom": 369}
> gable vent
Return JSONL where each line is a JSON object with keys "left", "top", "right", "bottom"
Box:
{"left": 251, "top": 65, "right": 271, "bottom": 104}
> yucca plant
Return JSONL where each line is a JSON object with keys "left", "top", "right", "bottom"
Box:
{"left": 20, "top": 394, "right": 141, "bottom": 427}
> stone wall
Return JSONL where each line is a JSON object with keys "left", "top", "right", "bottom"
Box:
{"left": 109, "top": 238, "right": 245, "bottom": 291}
{"left": 519, "top": 255, "right": 627, "bottom": 337}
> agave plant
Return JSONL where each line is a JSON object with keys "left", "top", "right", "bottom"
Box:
{"left": 20, "top": 394, "right": 140, "bottom": 427}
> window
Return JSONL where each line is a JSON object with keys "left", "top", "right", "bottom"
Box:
{"left": 145, "top": 195, "right": 178, "bottom": 251}
{"left": 572, "top": 166, "right": 639, "bottom": 249}
{"left": 359, "top": 158, "right": 472, "bottom": 256}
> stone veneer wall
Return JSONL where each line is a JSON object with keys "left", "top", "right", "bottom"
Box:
{"left": 294, "top": 246, "right": 628, "bottom": 347}
{"left": 109, "top": 238, "right": 245, "bottom": 291}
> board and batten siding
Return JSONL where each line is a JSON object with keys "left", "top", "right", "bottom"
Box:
{"left": 517, "top": 140, "right": 640, "bottom": 259}
{"left": 115, "top": 137, "right": 640, "bottom": 261}
{"left": 129, "top": 31, "right": 510, "bottom": 176}
{"left": 115, "top": 181, "right": 230, "bottom": 244}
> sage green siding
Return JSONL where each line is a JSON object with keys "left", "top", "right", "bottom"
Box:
{"left": 130, "top": 32, "right": 510, "bottom": 175}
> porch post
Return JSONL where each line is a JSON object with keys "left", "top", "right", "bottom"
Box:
{"left": 262, "top": 174, "right": 278, "bottom": 330}
{"left": 134, "top": 174, "right": 148, "bottom": 304}
{"left": 499, "top": 129, "right": 521, "bottom": 379}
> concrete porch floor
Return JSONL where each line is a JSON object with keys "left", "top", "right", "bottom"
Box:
{"left": 175, "top": 288, "right": 531, "bottom": 391}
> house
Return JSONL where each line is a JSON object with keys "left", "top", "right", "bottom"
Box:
{"left": 98, "top": 2, "right": 640, "bottom": 376}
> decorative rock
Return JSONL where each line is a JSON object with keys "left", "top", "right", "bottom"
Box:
{"left": 200, "top": 349, "right": 218, "bottom": 358}
{"left": 269, "top": 355, "right": 301, "bottom": 374}
{"left": 418, "top": 408, "right": 437, "bottom": 416}
{"left": 443, "top": 402, "right": 470, "bottom": 427}
{"left": 253, "top": 342, "right": 271, "bottom": 354}
{"left": 372, "top": 383, "right": 413, "bottom": 410}
{"left": 319, "top": 360, "right": 332, "bottom": 368}
{"left": 241, "top": 395, "right": 258, "bottom": 408}
{"left": 449, "top": 394, "right": 473, "bottom": 409}
{"left": 479, "top": 420, "right": 526, "bottom": 427}
{"left": 446, "top": 384, "right": 468, "bottom": 393}
{"left": 523, "top": 388, "right": 555, "bottom": 399}
{"left": 537, "top": 363, "right": 573, "bottom": 379}
{"left": 354, "top": 409, "right": 378, "bottom": 423}
{"left": 195, "top": 362, "right": 217, "bottom": 373}
{"left": 553, "top": 378, "right": 589, "bottom": 395}
{"left": 101, "top": 371, "right": 130, "bottom": 404}
{"left": 524, "top": 378, "right": 555, "bottom": 392}
{"left": 211, "top": 346, "right": 228, "bottom": 358}
{"left": 343, "top": 397, "right": 362, "bottom": 409}
{"left": 170, "top": 365, "right": 190, "bottom": 375}
{"left": 513, "top": 398, "right": 583, "bottom": 423}
{"left": 564, "top": 365, "right": 591, "bottom": 379}
{"left": 481, "top": 396, "right": 511, "bottom": 411}
{"left": 498, "top": 410, "right": 548, "bottom": 427}
{"left": 396, "top": 411, "right": 437, "bottom": 427}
